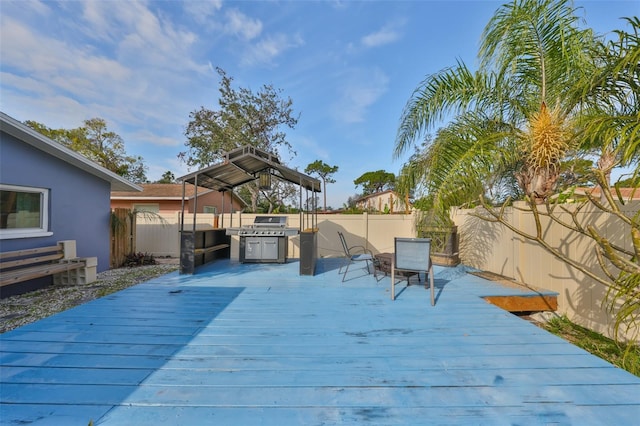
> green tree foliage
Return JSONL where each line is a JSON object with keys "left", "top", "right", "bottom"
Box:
{"left": 181, "top": 67, "right": 299, "bottom": 211}
{"left": 304, "top": 160, "right": 338, "bottom": 211}
{"left": 616, "top": 176, "right": 638, "bottom": 188}
{"left": 395, "top": 0, "right": 639, "bottom": 342}
{"left": 155, "top": 171, "right": 176, "bottom": 184}
{"left": 341, "top": 194, "right": 362, "bottom": 213}
{"left": 181, "top": 67, "right": 298, "bottom": 168}
{"left": 353, "top": 170, "right": 396, "bottom": 195}
{"left": 555, "top": 158, "right": 596, "bottom": 191}
{"left": 576, "top": 16, "right": 640, "bottom": 183}
{"left": 395, "top": 0, "right": 600, "bottom": 211}
{"left": 259, "top": 179, "right": 299, "bottom": 213}
{"left": 25, "top": 118, "right": 147, "bottom": 183}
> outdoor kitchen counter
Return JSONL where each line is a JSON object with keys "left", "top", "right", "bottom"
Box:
{"left": 226, "top": 216, "right": 299, "bottom": 264}
{"left": 180, "top": 229, "right": 230, "bottom": 274}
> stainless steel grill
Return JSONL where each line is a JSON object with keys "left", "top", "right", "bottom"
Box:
{"left": 237, "top": 216, "right": 298, "bottom": 237}
{"left": 226, "top": 216, "right": 299, "bottom": 263}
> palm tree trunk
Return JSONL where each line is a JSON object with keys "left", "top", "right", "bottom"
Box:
{"left": 516, "top": 166, "right": 560, "bottom": 204}
{"left": 597, "top": 148, "right": 616, "bottom": 204}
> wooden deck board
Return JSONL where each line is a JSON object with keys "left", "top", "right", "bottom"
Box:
{"left": 1, "top": 259, "right": 639, "bottom": 425}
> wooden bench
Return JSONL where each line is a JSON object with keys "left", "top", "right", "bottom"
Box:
{"left": 0, "top": 241, "right": 96, "bottom": 287}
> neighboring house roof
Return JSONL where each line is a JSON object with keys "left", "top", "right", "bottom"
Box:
{"left": 356, "top": 190, "right": 413, "bottom": 213}
{"left": 574, "top": 186, "right": 640, "bottom": 201}
{"left": 357, "top": 189, "right": 399, "bottom": 203}
{"left": 1, "top": 112, "right": 141, "bottom": 192}
{"left": 111, "top": 183, "right": 211, "bottom": 200}
{"left": 111, "top": 183, "right": 248, "bottom": 206}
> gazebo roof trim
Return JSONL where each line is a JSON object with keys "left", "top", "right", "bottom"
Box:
{"left": 178, "top": 145, "right": 321, "bottom": 192}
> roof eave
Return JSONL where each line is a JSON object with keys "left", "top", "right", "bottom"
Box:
{"left": 1, "top": 112, "right": 141, "bottom": 192}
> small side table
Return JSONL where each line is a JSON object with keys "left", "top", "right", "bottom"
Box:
{"left": 374, "top": 253, "right": 419, "bottom": 281}
{"left": 374, "top": 253, "right": 393, "bottom": 276}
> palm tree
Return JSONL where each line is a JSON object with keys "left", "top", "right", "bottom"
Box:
{"left": 395, "top": 1, "right": 640, "bottom": 341}
{"left": 395, "top": 0, "right": 597, "bottom": 214}
{"left": 576, "top": 16, "right": 640, "bottom": 186}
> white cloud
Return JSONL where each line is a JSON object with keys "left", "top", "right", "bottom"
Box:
{"left": 0, "top": 85, "right": 92, "bottom": 130}
{"left": 241, "top": 33, "right": 304, "bottom": 67}
{"left": 361, "top": 20, "right": 404, "bottom": 48}
{"left": 0, "top": 17, "right": 132, "bottom": 87}
{"left": 295, "top": 135, "right": 331, "bottom": 163}
{"left": 0, "top": 2, "right": 212, "bottom": 147}
{"left": 184, "top": 0, "right": 223, "bottom": 25}
{"left": 225, "top": 9, "right": 263, "bottom": 40}
{"left": 22, "top": 0, "right": 51, "bottom": 16}
{"left": 132, "top": 129, "right": 181, "bottom": 148}
{"left": 332, "top": 68, "right": 389, "bottom": 124}
{"left": 81, "top": 1, "right": 114, "bottom": 41}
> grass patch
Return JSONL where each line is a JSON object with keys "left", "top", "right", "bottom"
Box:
{"left": 542, "top": 316, "right": 640, "bottom": 377}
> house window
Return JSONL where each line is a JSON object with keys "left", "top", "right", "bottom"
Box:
{"left": 203, "top": 206, "right": 217, "bottom": 214}
{"left": 0, "top": 184, "right": 52, "bottom": 239}
{"left": 133, "top": 203, "right": 159, "bottom": 213}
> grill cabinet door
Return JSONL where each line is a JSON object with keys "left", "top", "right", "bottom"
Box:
{"left": 245, "top": 238, "right": 262, "bottom": 260}
{"left": 260, "top": 237, "right": 279, "bottom": 260}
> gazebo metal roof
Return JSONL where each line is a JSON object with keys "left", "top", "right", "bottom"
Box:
{"left": 179, "top": 146, "right": 321, "bottom": 193}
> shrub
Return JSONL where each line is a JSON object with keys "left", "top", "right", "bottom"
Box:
{"left": 123, "top": 252, "right": 156, "bottom": 267}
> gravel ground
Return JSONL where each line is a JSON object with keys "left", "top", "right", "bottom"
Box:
{"left": 0, "top": 263, "right": 179, "bottom": 334}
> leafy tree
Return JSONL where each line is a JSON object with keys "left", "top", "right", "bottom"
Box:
{"left": 155, "top": 171, "right": 176, "bottom": 184}
{"left": 353, "top": 170, "right": 396, "bottom": 195}
{"left": 24, "top": 120, "right": 68, "bottom": 143}
{"left": 25, "top": 118, "right": 147, "bottom": 183}
{"left": 304, "top": 160, "right": 338, "bottom": 211}
{"left": 258, "top": 179, "right": 298, "bottom": 213}
{"left": 576, "top": 17, "right": 640, "bottom": 187}
{"left": 616, "top": 176, "right": 639, "bottom": 188}
{"left": 181, "top": 67, "right": 299, "bottom": 211}
{"left": 555, "top": 158, "right": 596, "bottom": 190}
{"left": 395, "top": 0, "right": 600, "bottom": 211}
{"left": 394, "top": 0, "right": 639, "bottom": 341}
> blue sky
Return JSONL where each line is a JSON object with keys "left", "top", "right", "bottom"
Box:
{"left": 1, "top": 1, "right": 638, "bottom": 208}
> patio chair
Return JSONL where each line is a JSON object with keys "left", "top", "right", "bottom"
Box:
{"left": 338, "top": 231, "right": 377, "bottom": 282}
{"left": 391, "top": 237, "right": 435, "bottom": 305}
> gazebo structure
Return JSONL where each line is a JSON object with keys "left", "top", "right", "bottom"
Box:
{"left": 178, "top": 145, "right": 321, "bottom": 274}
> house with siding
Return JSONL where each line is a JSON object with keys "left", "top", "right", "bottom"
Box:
{"left": 574, "top": 186, "right": 640, "bottom": 201}
{"left": 0, "top": 112, "right": 140, "bottom": 296}
{"left": 110, "top": 183, "right": 246, "bottom": 214}
{"left": 355, "top": 190, "right": 412, "bottom": 213}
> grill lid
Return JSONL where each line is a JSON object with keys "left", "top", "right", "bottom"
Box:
{"left": 252, "top": 216, "right": 287, "bottom": 228}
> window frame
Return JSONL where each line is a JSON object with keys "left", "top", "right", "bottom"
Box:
{"left": 133, "top": 203, "right": 160, "bottom": 213}
{"left": 0, "top": 184, "right": 52, "bottom": 240}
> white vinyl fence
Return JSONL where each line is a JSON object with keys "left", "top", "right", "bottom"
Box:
{"left": 134, "top": 206, "right": 638, "bottom": 341}
{"left": 451, "top": 201, "right": 639, "bottom": 341}
{"left": 135, "top": 212, "right": 418, "bottom": 259}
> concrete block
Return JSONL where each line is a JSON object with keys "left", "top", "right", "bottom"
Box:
{"left": 58, "top": 240, "right": 77, "bottom": 259}
{"left": 52, "top": 257, "right": 97, "bottom": 285}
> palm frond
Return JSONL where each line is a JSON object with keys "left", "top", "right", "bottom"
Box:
{"left": 575, "top": 16, "right": 640, "bottom": 166}
{"left": 407, "top": 112, "right": 520, "bottom": 217}
{"left": 480, "top": 0, "right": 595, "bottom": 111}
{"left": 394, "top": 61, "right": 480, "bottom": 158}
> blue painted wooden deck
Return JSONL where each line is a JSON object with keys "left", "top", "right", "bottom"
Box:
{"left": 1, "top": 259, "right": 639, "bottom": 425}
